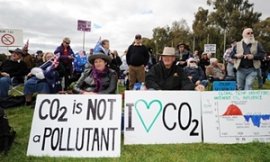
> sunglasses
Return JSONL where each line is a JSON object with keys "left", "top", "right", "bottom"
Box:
{"left": 64, "top": 41, "right": 70, "bottom": 44}
{"left": 247, "top": 32, "right": 253, "bottom": 35}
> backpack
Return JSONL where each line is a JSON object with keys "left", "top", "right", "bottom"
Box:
{"left": 0, "top": 96, "right": 25, "bottom": 109}
{"left": 0, "top": 108, "right": 16, "bottom": 154}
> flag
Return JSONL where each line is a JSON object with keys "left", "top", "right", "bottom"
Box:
{"left": 93, "top": 37, "right": 102, "bottom": 53}
{"left": 23, "top": 39, "right": 29, "bottom": 52}
{"left": 93, "top": 23, "right": 102, "bottom": 29}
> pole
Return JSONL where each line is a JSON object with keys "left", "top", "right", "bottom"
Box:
{"left": 192, "top": 36, "right": 195, "bottom": 52}
{"left": 83, "top": 31, "right": 85, "bottom": 51}
{"left": 224, "top": 29, "right": 227, "bottom": 54}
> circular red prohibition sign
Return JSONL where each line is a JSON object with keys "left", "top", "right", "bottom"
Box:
{"left": 1, "top": 34, "right": 15, "bottom": 45}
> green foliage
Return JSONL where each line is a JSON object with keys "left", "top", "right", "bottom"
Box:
{"left": 0, "top": 53, "right": 7, "bottom": 63}
{"left": 149, "top": 0, "right": 268, "bottom": 59}
{"left": 205, "top": 0, "right": 261, "bottom": 52}
{"left": 254, "top": 17, "right": 270, "bottom": 52}
{"left": 1, "top": 106, "right": 270, "bottom": 161}
{"left": 152, "top": 26, "right": 171, "bottom": 54}
{"left": 151, "top": 19, "right": 191, "bottom": 55}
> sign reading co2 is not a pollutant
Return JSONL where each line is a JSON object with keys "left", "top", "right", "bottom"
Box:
{"left": 124, "top": 91, "right": 202, "bottom": 144}
{"left": 27, "top": 94, "right": 122, "bottom": 157}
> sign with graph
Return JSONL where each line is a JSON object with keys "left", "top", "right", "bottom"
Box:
{"left": 202, "top": 90, "right": 270, "bottom": 143}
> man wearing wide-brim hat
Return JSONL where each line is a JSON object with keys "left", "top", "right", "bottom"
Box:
{"left": 0, "top": 48, "right": 28, "bottom": 97}
{"left": 176, "top": 42, "right": 192, "bottom": 67}
{"left": 145, "top": 47, "right": 204, "bottom": 91}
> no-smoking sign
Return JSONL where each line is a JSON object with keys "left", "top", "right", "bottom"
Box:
{"left": 0, "top": 29, "right": 23, "bottom": 47}
{"left": 1, "top": 34, "right": 15, "bottom": 45}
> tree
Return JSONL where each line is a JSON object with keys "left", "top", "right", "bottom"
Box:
{"left": 207, "top": 0, "right": 261, "bottom": 44}
{"left": 192, "top": 7, "right": 210, "bottom": 52}
{"left": 169, "top": 19, "right": 191, "bottom": 48}
{"left": 254, "top": 17, "right": 270, "bottom": 52}
{"left": 152, "top": 26, "right": 170, "bottom": 54}
{"left": 142, "top": 37, "right": 156, "bottom": 54}
{"left": 152, "top": 20, "right": 192, "bottom": 54}
{"left": 192, "top": 7, "right": 224, "bottom": 59}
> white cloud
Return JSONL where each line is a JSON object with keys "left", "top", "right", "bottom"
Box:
{"left": 0, "top": 0, "right": 268, "bottom": 55}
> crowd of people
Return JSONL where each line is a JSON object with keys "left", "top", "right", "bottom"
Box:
{"left": 0, "top": 27, "right": 269, "bottom": 107}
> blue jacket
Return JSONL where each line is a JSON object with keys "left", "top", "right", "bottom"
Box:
{"left": 183, "top": 66, "right": 206, "bottom": 84}
{"left": 54, "top": 44, "right": 74, "bottom": 64}
{"left": 73, "top": 53, "right": 87, "bottom": 73}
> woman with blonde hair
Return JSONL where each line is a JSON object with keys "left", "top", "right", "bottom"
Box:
{"left": 24, "top": 52, "right": 64, "bottom": 106}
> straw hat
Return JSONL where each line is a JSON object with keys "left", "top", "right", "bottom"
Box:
{"left": 160, "top": 47, "right": 176, "bottom": 56}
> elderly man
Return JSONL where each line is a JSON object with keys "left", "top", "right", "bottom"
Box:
{"left": 145, "top": 47, "right": 204, "bottom": 91}
{"left": 0, "top": 48, "right": 28, "bottom": 97}
{"left": 231, "top": 28, "right": 265, "bottom": 90}
{"left": 175, "top": 43, "right": 192, "bottom": 67}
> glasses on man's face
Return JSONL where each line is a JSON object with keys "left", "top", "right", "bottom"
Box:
{"left": 64, "top": 41, "right": 70, "bottom": 44}
{"left": 247, "top": 32, "right": 253, "bottom": 35}
{"left": 190, "top": 61, "right": 197, "bottom": 63}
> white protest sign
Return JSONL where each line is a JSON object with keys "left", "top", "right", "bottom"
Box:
{"left": 0, "top": 29, "right": 23, "bottom": 47}
{"left": 124, "top": 91, "right": 202, "bottom": 144}
{"left": 27, "top": 94, "right": 122, "bottom": 157}
{"left": 77, "top": 20, "right": 91, "bottom": 32}
{"left": 204, "top": 44, "right": 216, "bottom": 53}
{"left": 202, "top": 90, "right": 270, "bottom": 144}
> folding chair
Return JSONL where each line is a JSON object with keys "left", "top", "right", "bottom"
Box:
{"left": 8, "top": 77, "right": 25, "bottom": 96}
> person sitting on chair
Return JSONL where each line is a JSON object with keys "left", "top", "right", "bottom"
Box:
{"left": 0, "top": 48, "right": 28, "bottom": 98}
{"left": 145, "top": 47, "right": 204, "bottom": 91}
{"left": 24, "top": 52, "right": 64, "bottom": 105}
{"left": 206, "top": 58, "right": 226, "bottom": 82}
{"left": 183, "top": 57, "right": 208, "bottom": 87}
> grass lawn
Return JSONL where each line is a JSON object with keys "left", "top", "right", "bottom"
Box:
{"left": 1, "top": 81, "right": 270, "bottom": 161}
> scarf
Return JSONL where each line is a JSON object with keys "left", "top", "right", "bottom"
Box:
{"left": 92, "top": 67, "right": 109, "bottom": 92}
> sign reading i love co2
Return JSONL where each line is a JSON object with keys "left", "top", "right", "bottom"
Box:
{"left": 124, "top": 91, "right": 202, "bottom": 144}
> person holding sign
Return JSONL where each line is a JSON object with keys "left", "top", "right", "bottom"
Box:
{"left": 73, "top": 52, "right": 117, "bottom": 94}
{"left": 145, "top": 47, "right": 204, "bottom": 91}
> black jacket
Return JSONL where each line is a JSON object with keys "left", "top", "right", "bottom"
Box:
{"left": 0, "top": 60, "right": 28, "bottom": 78}
{"left": 73, "top": 67, "right": 117, "bottom": 94}
{"left": 145, "top": 62, "right": 195, "bottom": 90}
{"left": 126, "top": 44, "right": 149, "bottom": 66}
